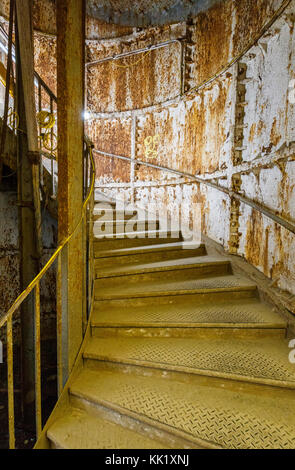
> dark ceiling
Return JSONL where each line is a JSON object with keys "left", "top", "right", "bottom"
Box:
{"left": 86, "top": 0, "right": 224, "bottom": 27}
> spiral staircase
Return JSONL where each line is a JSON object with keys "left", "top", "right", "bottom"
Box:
{"left": 33, "top": 199, "right": 295, "bottom": 449}
{"left": 1, "top": 1, "right": 295, "bottom": 450}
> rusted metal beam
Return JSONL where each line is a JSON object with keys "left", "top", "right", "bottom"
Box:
{"left": 0, "top": 0, "right": 14, "bottom": 185}
{"left": 15, "top": 0, "right": 42, "bottom": 260}
{"left": 57, "top": 0, "right": 85, "bottom": 387}
{"left": 14, "top": 1, "right": 42, "bottom": 430}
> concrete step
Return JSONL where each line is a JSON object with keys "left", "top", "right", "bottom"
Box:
{"left": 69, "top": 368, "right": 295, "bottom": 449}
{"left": 84, "top": 336, "right": 295, "bottom": 389}
{"left": 92, "top": 296, "right": 286, "bottom": 339}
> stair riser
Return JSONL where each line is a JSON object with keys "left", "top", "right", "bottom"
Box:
{"left": 91, "top": 326, "right": 286, "bottom": 339}
{"left": 94, "top": 237, "right": 183, "bottom": 250}
{"left": 94, "top": 245, "right": 207, "bottom": 267}
{"left": 83, "top": 358, "right": 295, "bottom": 391}
{"left": 94, "top": 290, "right": 257, "bottom": 310}
{"left": 69, "top": 394, "right": 211, "bottom": 449}
{"left": 95, "top": 263, "right": 232, "bottom": 287}
{"left": 95, "top": 284, "right": 257, "bottom": 301}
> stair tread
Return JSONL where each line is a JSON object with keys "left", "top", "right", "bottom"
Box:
{"left": 47, "top": 406, "right": 167, "bottom": 449}
{"left": 84, "top": 336, "right": 295, "bottom": 387}
{"left": 96, "top": 255, "right": 230, "bottom": 278}
{"left": 70, "top": 368, "right": 295, "bottom": 449}
{"left": 95, "top": 241, "right": 206, "bottom": 258}
{"left": 92, "top": 298, "right": 284, "bottom": 328}
{"left": 95, "top": 274, "right": 256, "bottom": 299}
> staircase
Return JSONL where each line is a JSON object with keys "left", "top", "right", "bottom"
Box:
{"left": 37, "top": 199, "right": 295, "bottom": 449}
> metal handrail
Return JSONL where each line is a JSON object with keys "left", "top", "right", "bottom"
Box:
{"left": 93, "top": 149, "right": 295, "bottom": 236}
{"left": 0, "top": 21, "right": 96, "bottom": 449}
{"left": 0, "top": 144, "right": 95, "bottom": 449}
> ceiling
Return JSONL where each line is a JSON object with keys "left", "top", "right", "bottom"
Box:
{"left": 86, "top": 0, "right": 224, "bottom": 27}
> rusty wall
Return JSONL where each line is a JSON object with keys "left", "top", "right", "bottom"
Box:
{"left": 0, "top": 191, "right": 58, "bottom": 343}
{"left": 0, "top": 192, "right": 19, "bottom": 328}
{"left": 12, "top": 0, "right": 295, "bottom": 297}
{"left": 0, "top": 0, "right": 56, "bottom": 35}
{"left": 87, "top": 0, "right": 295, "bottom": 297}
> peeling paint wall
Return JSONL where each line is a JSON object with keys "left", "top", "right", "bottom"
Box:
{"left": 86, "top": 0, "right": 295, "bottom": 296}
{"left": 0, "top": 191, "right": 58, "bottom": 343}
{"left": 5, "top": 0, "right": 294, "bottom": 299}
{"left": 0, "top": 192, "right": 19, "bottom": 328}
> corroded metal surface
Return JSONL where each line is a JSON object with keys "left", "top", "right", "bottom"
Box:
{"left": 1, "top": 0, "right": 295, "bottom": 312}
{"left": 86, "top": 0, "right": 225, "bottom": 27}
{"left": 34, "top": 33, "right": 56, "bottom": 95}
{"left": 0, "top": 0, "right": 56, "bottom": 35}
{"left": 90, "top": 0, "right": 295, "bottom": 296}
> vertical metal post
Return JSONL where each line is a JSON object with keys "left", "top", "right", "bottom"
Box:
{"left": 15, "top": 0, "right": 42, "bottom": 260}
{"left": 7, "top": 316, "right": 15, "bottom": 449}
{"left": 15, "top": 14, "right": 39, "bottom": 429}
{"left": 130, "top": 114, "right": 136, "bottom": 204}
{"left": 56, "top": 252, "right": 63, "bottom": 397}
{"left": 56, "top": 0, "right": 85, "bottom": 388}
{"left": 50, "top": 96, "right": 54, "bottom": 195}
{"left": 34, "top": 282, "right": 42, "bottom": 438}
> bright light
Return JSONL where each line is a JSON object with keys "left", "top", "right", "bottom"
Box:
{"left": 83, "top": 110, "right": 93, "bottom": 121}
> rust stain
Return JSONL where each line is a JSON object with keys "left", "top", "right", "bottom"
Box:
{"left": 34, "top": 33, "right": 57, "bottom": 95}
{"left": 184, "top": 95, "right": 205, "bottom": 175}
{"left": 270, "top": 118, "right": 281, "bottom": 147}
{"left": 245, "top": 209, "right": 264, "bottom": 269}
{"left": 87, "top": 117, "right": 131, "bottom": 182}
{"left": 232, "top": 0, "right": 279, "bottom": 56}
{"left": 263, "top": 227, "right": 269, "bottom": 274}
{"left": 277, "top": 162, "right": 293, "bottom": 221}
{"left": 193, "top": 0, "right": 233, "bottom": 85}
{"left": 88, "top": 118, "right": 132, "bottom": 157}
{"left": 249, "top": 123, "right": 256, "bottom": 142}
{"left": 86, "top": 17, "right": 133, "bottom": 40}
{"left": 87, "top": 42, "right": 180, "bottom": 113}
{"left": 256, "top": 120, "right": 265, "bottom": 137}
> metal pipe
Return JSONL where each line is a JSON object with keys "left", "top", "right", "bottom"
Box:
{"left": 86, "top": 39, "right": 181, "bottom": 68}
{"left": 34, "top": 282, "right": 42, "bottom": 438}
{"left": 7, "top": 316, "right": 15, "bottom": 449}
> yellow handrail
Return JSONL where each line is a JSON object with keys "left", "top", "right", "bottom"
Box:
{"left": 0, "top": 144, "right": 95, "bottom": 330}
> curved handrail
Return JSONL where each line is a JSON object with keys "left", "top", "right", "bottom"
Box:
{"left": 93, "top": 144, "right": 295, "bottom": 236}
